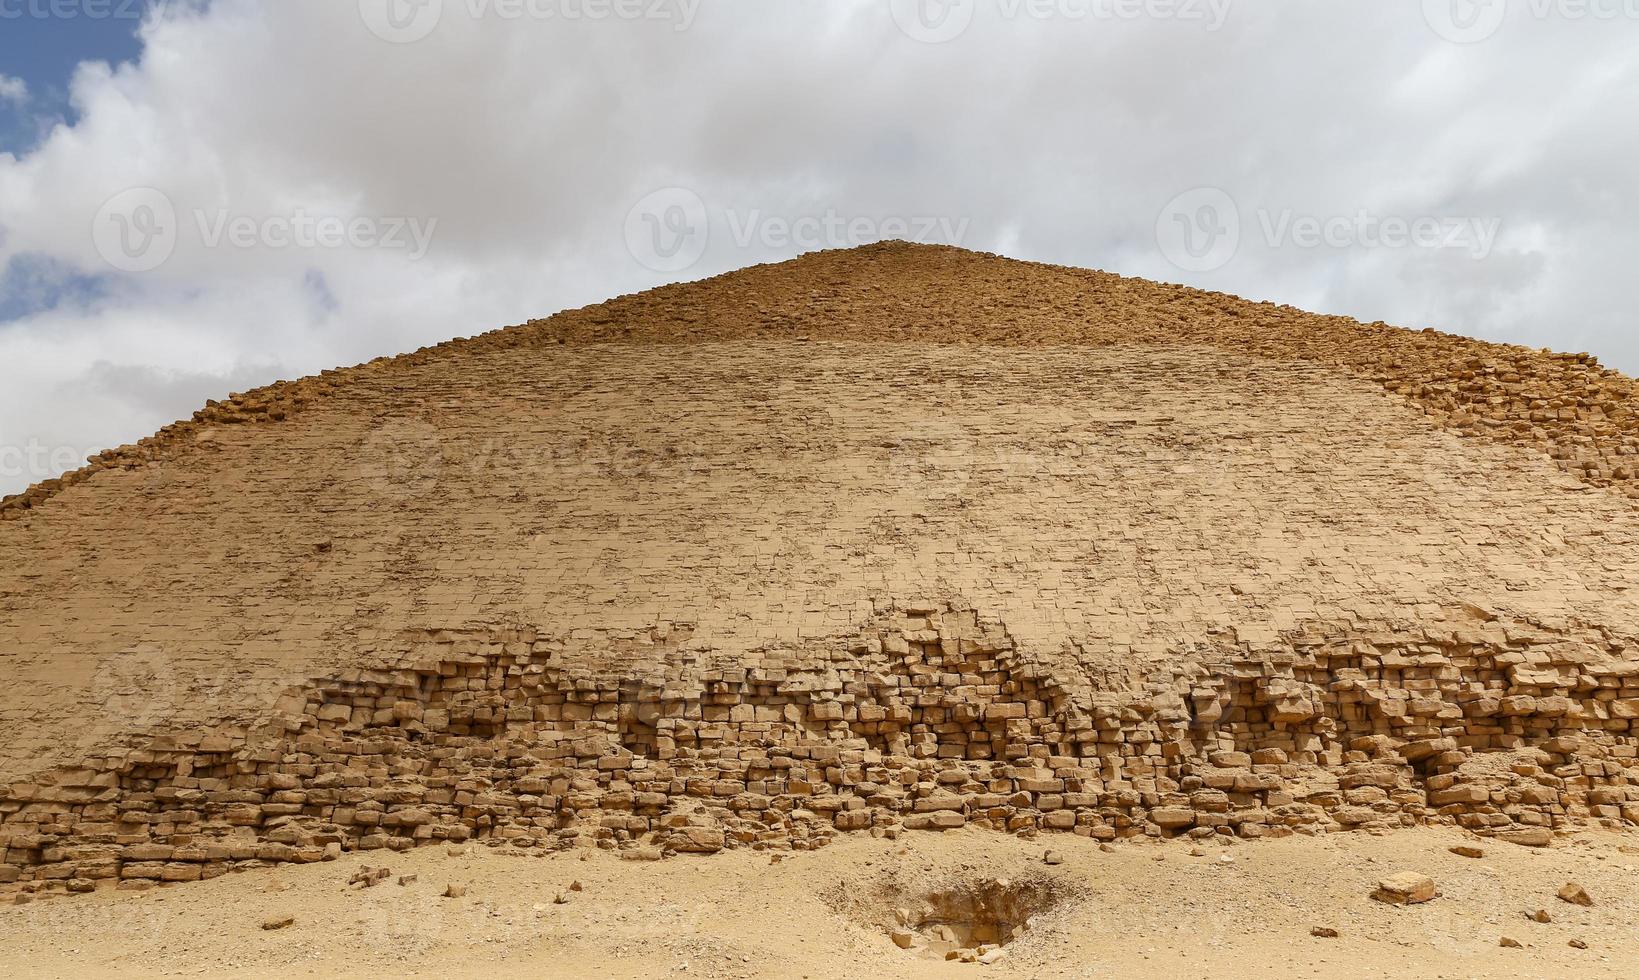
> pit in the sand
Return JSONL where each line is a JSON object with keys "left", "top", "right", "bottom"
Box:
{"left": 888, "top": 877, "right": 1059, "bottom": 964}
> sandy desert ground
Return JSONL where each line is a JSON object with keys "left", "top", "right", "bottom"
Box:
{"left": 1, "top": 826, "right": 1634, "bottom": 979}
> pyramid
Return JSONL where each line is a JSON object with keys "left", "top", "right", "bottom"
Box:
{"left": 4, "top": 242, "right": 1639, "bottom": 895}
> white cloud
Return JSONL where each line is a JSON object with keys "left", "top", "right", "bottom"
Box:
{"left": 0, "top": 75, "right": 28, "bottom": 105}
{"left": 1, "top": 0, "right": 1638, "bottom": 495}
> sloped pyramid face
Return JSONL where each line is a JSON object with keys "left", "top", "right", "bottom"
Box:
{"left": 4, "top": 242, "right": 1639, "bottom": 893}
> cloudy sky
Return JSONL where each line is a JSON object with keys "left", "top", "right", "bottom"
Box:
{"left": 0, "top": 0, "right": 1635, "bottom": 495}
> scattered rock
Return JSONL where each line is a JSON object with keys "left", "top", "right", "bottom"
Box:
{"left": 1569, "top": 939, "right": 1589, "bottom": 949}
{"left": 1499, "top": 937, "right": 1523, "bottom": 948}
{"left": 398, "top": 875, "right": 418, "bottom": 887}
{"left": 1499, "top": 828, "right": 1553, "bottom": 848}
{"left": 1556, "top": 882, "right": 1593, "bottom": 907}
{"left": 667, "top": 827, "right": 726, "bottom": 854}
{"left": 1448, "top": 845, "right": 1484, "bottom": 859}
{"left": 1372, "top": 873, "right": 1438, "bottom": 905}
{"left": 622, "top": 847, "right": 663, "bottom": 862}
{"left": 260, "top": 915, "right": 294, "bottom": 931}
{"left": 978, "top": 948, "right": 1008, "bottom": 965}
{"left": 1528, "top": 909, "right": 1551, "bottom": 923}
{"left": 1310, "top": 926, "right": 1339, "bottom": 939}
{"left": 349, "top": 866, "right": 392, "bottom": 890}
{"left": 927, "top": 925, "right": 959, "bottom": 945}
{"left": 569, "top": 880, "right": 583, "bottom": 892}
{"left": 1043, "top": 850, "right": 1064, "bottom": 866}
{"left": 890, "top": 928, "right": 919, "bottom": 950}
{"left": 443, "top": 884, "right": 467, "bottom": 899}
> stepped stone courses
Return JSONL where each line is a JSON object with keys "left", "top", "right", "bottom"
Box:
{"left": 3, "top": 242, "right": 1639, "bottom": 900}
{"left": 7, "top": 243, "right": 1638, "bottom": 518}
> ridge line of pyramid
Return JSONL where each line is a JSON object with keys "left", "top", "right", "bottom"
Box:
{"left": 0, "top": 242, "right": 1629, "bottom": 521}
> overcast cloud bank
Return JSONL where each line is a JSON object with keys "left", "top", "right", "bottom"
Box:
{"left": 0, "top": 0, "right": 1636, "bottom": 494}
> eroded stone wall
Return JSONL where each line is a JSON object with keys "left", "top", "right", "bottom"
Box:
{"left": 6, "top": 245, "right": 1639, "bottom": 902}
{"left": 7, "top": 341, "right": 1639, "bottom": 786}
{"left": 5, "top": 603, "right": 1638, "bottom": 900}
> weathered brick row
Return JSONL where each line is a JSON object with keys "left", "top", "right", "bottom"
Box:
{"left": 3, "top": 602, "right": 1637, "bottom": 901}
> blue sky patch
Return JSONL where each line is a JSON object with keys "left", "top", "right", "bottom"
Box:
{"left": 0, "top": 0, "right": 156, "bottom": 153}
{"left": 0, "top": 252, "right": 108, "bottom": 322}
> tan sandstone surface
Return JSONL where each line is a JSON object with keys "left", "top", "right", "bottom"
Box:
{"left": 2, "top": 243, "right": 1639, "bottom": 975}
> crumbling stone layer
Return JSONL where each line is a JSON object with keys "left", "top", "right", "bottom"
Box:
{"left": 6, "top": 340, "right": 1637, "bottom": 786}
{"left": 5, "top": 603, "right": 1639, "bottom": 898}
